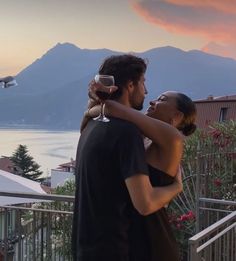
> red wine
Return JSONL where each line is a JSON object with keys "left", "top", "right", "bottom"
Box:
{"left": 96, "top": 91, "right": 110, "bottom": 100}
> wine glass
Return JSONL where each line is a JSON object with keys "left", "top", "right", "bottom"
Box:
{"left": 93, "top": 74, "right": 115, "bottom": 122}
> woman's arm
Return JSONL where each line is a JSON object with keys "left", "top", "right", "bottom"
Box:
{"left": 106, "top": 100, "right": 183, "bottom": 150}
{"left": 80, "top": 99, "right": 100, "bottom": 132}
{"left": 105, "top": 100, "right": 183, "bottom": 176}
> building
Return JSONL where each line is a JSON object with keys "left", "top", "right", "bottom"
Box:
{"left": 50, "top": 159, "right": 75, "bottom": 188}
{"left": 195, "top": 95, "right": 236, "bottom": 128}
{"left": 0, "top": 156, "right": 21, "bottom": 175}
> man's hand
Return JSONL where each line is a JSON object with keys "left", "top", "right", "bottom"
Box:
{"left": 88, "top": 80, "right": 118, "bottom": 102}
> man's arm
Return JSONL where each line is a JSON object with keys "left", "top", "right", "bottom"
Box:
{"left": 125, "top": 170, "right": 182, "bottom": 216}
{"left": 115, "top": 114, "right": 182, "bottom": 216}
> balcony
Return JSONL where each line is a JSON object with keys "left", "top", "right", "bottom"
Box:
{"left": 0, "top": 192, "right": 74, "bottom": 261}
{"left": 0, "top": 191, "right": 235, "bottom": 261}
{"left": 189, "top": 198, "right": 236, "bottom": 261}
{"left": 1, "top": 123, "right": 236, "bottom": 261}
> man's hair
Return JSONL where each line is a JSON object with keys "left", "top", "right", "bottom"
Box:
{"left": 98, "top": 54, "right": 147, "bottom": 100}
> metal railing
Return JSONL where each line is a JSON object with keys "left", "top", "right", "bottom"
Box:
{"left": 198, "top": 197, "right": 236, "bottom": 230}
{"left": 189, "top": 198, "right": 236, "bottom": 261}
{"left": 0, "top": 191, "right": 74, "bottom": 261}
{"left": 1, "top": 192, "right": 236, "bottom": 261}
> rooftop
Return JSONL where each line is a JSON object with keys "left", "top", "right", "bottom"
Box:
{"left": 195, "top": 94, "right": 236, "bottom": 103}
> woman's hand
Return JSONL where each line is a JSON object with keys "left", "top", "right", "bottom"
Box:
{"left": 174, "top": 166, "right": 183, "bottom": 193}
{"left": 88, "top": 80, "right": 118, "bottom": 102}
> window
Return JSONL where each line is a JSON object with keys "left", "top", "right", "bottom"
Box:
{"left": 219, "top": 107, "right": 228, "bottom": 122}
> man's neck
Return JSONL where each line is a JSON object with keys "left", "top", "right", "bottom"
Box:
{"left": 115, "top": 95, "right": 132, "bottom": 108}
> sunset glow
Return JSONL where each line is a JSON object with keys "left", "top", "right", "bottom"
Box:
{"left": 1, "top": 0, "right": 235, "bottom": 75}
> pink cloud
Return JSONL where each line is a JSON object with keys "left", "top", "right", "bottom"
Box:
{"left": 130, "top": 0, "right": 236, "bottom": 43}
{"left": 202, "top": 42, "right": 236, "bottom": 60}
{"left": 166, "top": 0, "right": 236, "bottom": 14}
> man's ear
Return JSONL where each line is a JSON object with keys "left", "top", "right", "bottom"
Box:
{"left": 126, "top": 80, "right": 134, "bottom": 94}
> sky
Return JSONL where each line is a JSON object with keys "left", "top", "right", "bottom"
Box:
{"left": 1, "top": 0, "right": 236, "bottom": 76}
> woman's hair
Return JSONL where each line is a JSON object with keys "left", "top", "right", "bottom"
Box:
{"left": 175, "top": 93, "right": 197, "bottom": 136}
{"left": 99, "top": 54, "right": 147, "bottom": 100}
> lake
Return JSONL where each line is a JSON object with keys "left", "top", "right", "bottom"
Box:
{"left": 0, "top": 128, "right": 80, "bottom": 177}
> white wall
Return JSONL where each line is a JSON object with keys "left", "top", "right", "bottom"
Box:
{"left": 51, "top": 169, "right": 75, "bottom": 188}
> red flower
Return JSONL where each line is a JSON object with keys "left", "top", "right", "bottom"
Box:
{"left": 214, "top": 178, "right": 222, "bottom": 187}
{"left": 176, "top": 223, "right": 182, "bottom": 229}
{"left": 187, "top": 211, "right": 195, "bottom": 219}
{"left": 179, "top": 211, "right": 195, "bottom": 222}
{"left": 209, "top": 129, "right": 221, "bottom": 139}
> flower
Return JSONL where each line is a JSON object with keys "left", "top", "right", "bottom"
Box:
{"left": 176, "top": 223, "right": 182, "bottom": 229}
{"left": 179, "top": 211, "right": 195, "bottom": 222}
{"left": 214, "top": 178, "right": 222, "bottom": 187}
{"left": 187, "top": 211, "right": 195, "bottom": 219}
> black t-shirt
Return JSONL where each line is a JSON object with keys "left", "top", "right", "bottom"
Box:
{"left": 72, "top": 117, "right": 149, "bottom": 261}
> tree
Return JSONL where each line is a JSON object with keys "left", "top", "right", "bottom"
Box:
{"left": 168, "top": 121, "right": 236, "bottom": 260}
{"left": 54, "top": 179, "right": 75, "bottom": 196}
{"left": 11, "top": 144, "right": 43, "bottom": 181}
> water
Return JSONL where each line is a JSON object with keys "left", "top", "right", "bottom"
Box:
{"left": 0, "top": 128, "right": 80, "bottom": 177}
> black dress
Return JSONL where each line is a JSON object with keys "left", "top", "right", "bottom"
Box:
{"left": 130, "top": 165, "right": 180, "bottom": 261}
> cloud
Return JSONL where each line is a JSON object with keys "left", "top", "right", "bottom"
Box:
{"left": 130, "top": 0, "right": 236, "bottom": 43}
{"left": 202, "top": 42, "right": 236, "bottom": 60}
{"left": 166, "top": 0, "right": 236, "bottom": 14}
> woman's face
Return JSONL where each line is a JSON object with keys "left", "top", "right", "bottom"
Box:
{"left": 146, "top": 91, "right": 180, "bottom": 124}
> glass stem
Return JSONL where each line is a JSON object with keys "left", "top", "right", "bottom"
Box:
{"left": 101, "top": 102, "right": 104, "bottom": 118}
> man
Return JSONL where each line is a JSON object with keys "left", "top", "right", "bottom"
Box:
{"left": 72, "top": 54, "right": 182, "bottom": 261}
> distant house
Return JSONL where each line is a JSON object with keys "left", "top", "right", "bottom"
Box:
{"left": 195, "top": 95, "right": 236, "bottom": 129}
{"left": 51, "top": 159, "right": 75, "bottom": 188}
{"left": 0, "top": 156, "right": 21, "bottom": 175}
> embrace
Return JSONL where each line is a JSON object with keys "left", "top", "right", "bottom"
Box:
{"left": 72, "top": 54, "right": 197, "bottom": 261}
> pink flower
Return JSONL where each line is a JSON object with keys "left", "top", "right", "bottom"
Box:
{"left": 214, "top": 178, "right": 222, "bottom": 187}
{"left": 179, "top": 211, "right": 195, "bottom": 222}
{"left": 187, "top": 211, "right": 195, "bottom": 219}
{"left": 180, "top": 214, "right": 188, "bottom": 222}
{"left": 209, "top": 129, "right": 221, "bottom": 139}
{"left": 176, "top": 223, "right": 182, "bottom": 229}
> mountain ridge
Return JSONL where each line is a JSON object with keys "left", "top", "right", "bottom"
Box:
{"left": 1, "top": 42, "right": 235, "bottom": 130}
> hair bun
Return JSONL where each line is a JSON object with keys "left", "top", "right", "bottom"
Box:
{"left": 182, "top": 123, "right": 197, "bottom": 136}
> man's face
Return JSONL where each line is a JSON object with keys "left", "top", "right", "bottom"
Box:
{"left": 129, "top": 74, "right": 147, "bottom": 110}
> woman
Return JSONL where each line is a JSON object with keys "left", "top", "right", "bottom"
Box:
{"left": 82, "top": 89, "right": 197, "bottom": 261}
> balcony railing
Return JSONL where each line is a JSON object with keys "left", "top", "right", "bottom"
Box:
{"left": 1, "top": 192, "right": 235, "bottom": 261}
{"left": 0, "top": 191, "right": 74, "bottom": 261}
{"left": 189, "top": 198, "right": 236, "bottom": 261}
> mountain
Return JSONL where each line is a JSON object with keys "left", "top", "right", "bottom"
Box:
{"left": 11, "top": 43, "right": 120, "bottom": 95}
{"left": 1, "top": 43, "right": 236, "bottom": 130}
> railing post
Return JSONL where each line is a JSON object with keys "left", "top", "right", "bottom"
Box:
{"left": 3, "top": 208, "right": 8, "bottom": 261}
{"left": 32, "top": 211, "right": 36, "bottom": 261}
{"left": 17, "top": 209, "right": 22, "bottom": 261}
{"left": 189, "top": 238, "right": 198, "bottom": 261}
{"left": 195, "top": 141, "right": 201, "bottom": 233}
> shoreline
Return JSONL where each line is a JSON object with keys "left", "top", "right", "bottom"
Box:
{"left": 0, "top": 124, "right": 79, "bottom": 132}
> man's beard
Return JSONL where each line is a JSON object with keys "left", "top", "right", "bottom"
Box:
{"left": 129, "top": 95, "right": 144, "bottom": 111}
{"left": 133, "top": 103, "right": 143, "bottom": 111}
